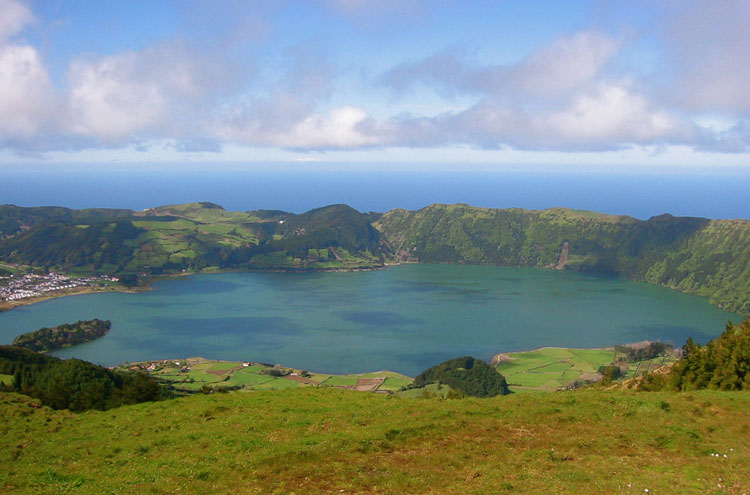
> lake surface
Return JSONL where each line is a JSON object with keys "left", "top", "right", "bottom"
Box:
{"left": 0, "top": 265, "right": 741, "bottom": 376}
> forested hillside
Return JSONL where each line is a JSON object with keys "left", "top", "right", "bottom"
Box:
{"left": 0, "top": 346, "right": 164, "bottom": 411}
{"left": 375, "top": 204, "right": 750, "bottom": 313}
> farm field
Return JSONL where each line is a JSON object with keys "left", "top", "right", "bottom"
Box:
{"left": 127, "top": 358, "right": 413, "bottom": 394}
{"left": 495, "top": 347, "right": 616, "bottom": 391}
{"left": 1, "top": 387, "right": 749, "bottom": 494}
{"left": 494, "top": 347, "right": 676, "bottom": 391}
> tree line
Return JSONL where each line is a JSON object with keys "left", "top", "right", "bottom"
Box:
{"left": 0, "top": 346, "right": 167, "bottom": 411}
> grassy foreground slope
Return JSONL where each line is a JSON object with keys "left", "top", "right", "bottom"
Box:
{"left": 375, "top": 204, "right": 750, "bottom": 313}
{"left": 2, "top": 388, "right": 749, "bottom": 494}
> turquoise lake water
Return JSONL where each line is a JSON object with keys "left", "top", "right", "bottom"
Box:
{"left": 0, "top": 265, "right": 741, "bottom": 376}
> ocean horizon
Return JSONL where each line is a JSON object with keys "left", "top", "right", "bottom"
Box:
{"left": 4, "top": 167, "right": 750, "bottom": 220}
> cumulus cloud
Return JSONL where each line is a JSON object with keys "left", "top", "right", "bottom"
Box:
{"left": 0, "top": 44, "right": 54, "bottom": 138}
{"left": 502, "top": 31, "right": 620, "bottom": 98}
{"left": 376, "top": 31, "right": 690, "bottom": 151}
{"left": 68, "top": 53, "right": 172, "bottom": 141}
{"left": 0, "top": 0, "right": 56, "bottom": 143}
{"left": 66, "top": 41, "right": 240, "bottom": 145}
{"left": 665, "top": 1, "right": 750, "bottom": 115}
{"left": 382, "top": 31, "right": 619, "bottom": 99}
{"left": 0, "top": 0, "right": 33, "bottom": 41}
{"left": 210, "top": 41, "right": 376, "bottom": 150}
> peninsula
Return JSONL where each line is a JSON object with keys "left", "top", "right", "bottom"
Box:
{"left": 12, "top": 319, "right": 111, "bottom": 352}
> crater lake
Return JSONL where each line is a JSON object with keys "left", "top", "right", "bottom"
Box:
{"left": 0, "top": 265, "right": 741, "bottom": 376}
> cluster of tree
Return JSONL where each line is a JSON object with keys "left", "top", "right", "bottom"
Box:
{"left": 410, "top": 356, "right": 510, "bottom": 397}
{"left": 0, "top": 346, "right": 167, "bottom": 411}
{"left": 597, "top": 364, "right": 624, "bottom": 384}
{"left": 12, "top": 319, "right": 111, "bottom": 352}
{"left": 614, "top": 341, "right": 673, "bottom": 362}
{"left": 640, "top": 319, "right": 750, "bottom": 391}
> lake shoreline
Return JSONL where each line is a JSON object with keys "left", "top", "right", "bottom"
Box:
{"left": 0, "top": 285, "right": 146, "bottom": 313}
{"left": 2, "top": 263, "right": 737, "bottom": 376}
{"left": 0, "top": 263, "right": 397, "bottom": 313}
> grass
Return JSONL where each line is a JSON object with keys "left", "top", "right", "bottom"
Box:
{"left": 1, "top": 388, "right": 748, "bottom": 494}
{"left": 208, "top": 362, "right": 242, "bottom": 371}
{"left": 250, "top": 378, "right": 301, "bottom": 390}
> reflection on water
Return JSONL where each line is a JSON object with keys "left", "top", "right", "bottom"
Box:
{"left": 0, "top": 265, "right": 740, "bottom": 376}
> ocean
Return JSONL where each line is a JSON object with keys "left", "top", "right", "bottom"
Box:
{"left": 2, "top": 167, "right": 749, "bottom": 220}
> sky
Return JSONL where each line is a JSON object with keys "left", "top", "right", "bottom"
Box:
{"left": 1, "top": 0, "right": 749, "bottom": 171}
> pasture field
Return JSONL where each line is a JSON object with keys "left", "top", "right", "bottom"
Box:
{"left": 127, "top": 358, "right": 413, "bottom": 394}
{"left": 496, "top": 347, "right": 618, "bottom": 391}
{"left": 2, "top": 388, "right": 749, "bottom": 494}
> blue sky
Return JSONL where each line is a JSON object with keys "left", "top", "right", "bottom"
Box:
{"left": 1, "top": 0, "right": 749, "bottom": 170}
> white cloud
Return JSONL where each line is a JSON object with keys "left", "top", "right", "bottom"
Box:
{"left": 0, "top": 0, "right": 55, "bottom": 141}
{"left": 382, "top": 31, "right": 619, "bottom": 99}
{"left": 0, "top": 0, "right": 33, "bottom": 41}
{"left": 504, "top": 31, "right": 620, "bottom": 98}
{"left": 68, "top": 53, "right": 170, "bottom": 141}
{"left": 0, "top": 44, "right": 54, "bottom": 138}
{"left": 280, "top": 106, "right": 376, "bottom": 148}
{"left": 66, "top": 42, "right": 231, "bottom": 143}
{"left": 216, "top": 105, "right": 377, "bottom": 149}
{"left": 544, "top": 83, "right": 684, "bottom": 145}
{"left": 665, "top": 2, "right": 750, "bottom": 115}
{"left": 375, "top": 31, "right": 692, "bottom": 151}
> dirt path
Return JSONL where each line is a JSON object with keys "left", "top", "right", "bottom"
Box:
{"left": 348, "top": 378, "right": 384, "bottom": 392}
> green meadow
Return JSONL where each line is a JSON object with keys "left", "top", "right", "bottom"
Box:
{"left": 2, "top": 388, "right": 749, "bottom": 494}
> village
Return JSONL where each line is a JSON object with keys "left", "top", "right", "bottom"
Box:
{"left": 0, "top": 272, "right": 119, "bottom": 302}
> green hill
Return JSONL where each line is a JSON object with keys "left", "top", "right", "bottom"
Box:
{"left": 411, "top": 356, "right": 510, "bottom": 397}
{"left": 1, "top": 387, "right": 748, "bottom": 494}
{"left": 0, "top": 203, "right": 385, "bottom": 277}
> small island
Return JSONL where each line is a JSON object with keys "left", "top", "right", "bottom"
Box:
{"left": 12, "top": 319, "right": 111, "bottom": 352}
